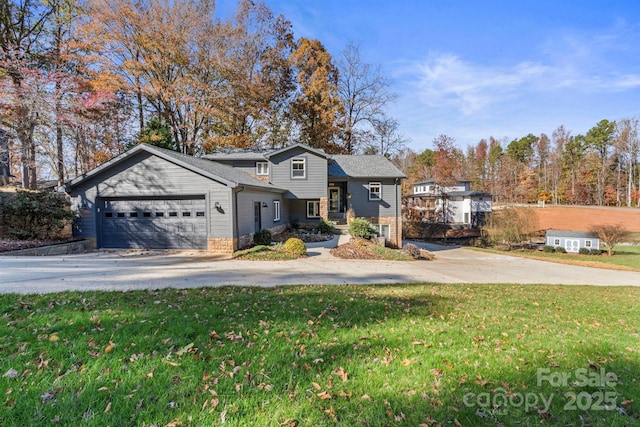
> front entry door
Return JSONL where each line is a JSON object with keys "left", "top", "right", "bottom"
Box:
{"left": 329, "top": 187, "right": 340, "bottom": 212}
{"left": 254, "top": 202, "right": 262, "bottom": 232}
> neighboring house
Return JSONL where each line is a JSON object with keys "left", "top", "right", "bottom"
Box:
{"left": 545, "top": 230, "right": 600, "bottom": 253}
{"left": 404, "top": 179, "right": 492, "bottom": 227}
{"left": 64, "top": 143, "right": 405, "bottom": 252}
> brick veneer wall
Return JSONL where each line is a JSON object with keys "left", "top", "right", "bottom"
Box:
{"left": 208, "top": 223, "right": 289, "bottom": 253}
{"left": 363, "top": 215, "right": 403, "bottom": 248}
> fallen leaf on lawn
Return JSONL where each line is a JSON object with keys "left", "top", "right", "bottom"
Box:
{"left": 105, "top": 342, "right": 115, "bottom": 353}
{"left": 361, "top": 394, "right": 371, "bottom": 400}
{"left": 332, "top": 366, "right": 348, "bottom": 381}
{"left": 104, "top": 401, "right": 111, "bottom": 412}
{"left": 164, "top": 419, "right": 183, "bottom": 427}
{"left": 175, "top": 342, "right": 194, "bottom": 356}
{"left": 317, "top": 391, "right": 332, "bottom": 400}
{"left": 402, "top": 359, "right": 417, "bottom": 366}
{"left": 98, "top": 386, "right": 109, "bottom": 392}
{"left": 311, "top": 382, "right": 321, "bottom": 391}
{"left": 49, "top": 334, "right": 59, "bottom": 342}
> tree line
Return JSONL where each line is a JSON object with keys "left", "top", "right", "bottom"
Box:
{"left": 1, "top": 0, "right": 402, "bottom": 188}
{"left": 393, "top": 118, "right": 640, "bottom": 207}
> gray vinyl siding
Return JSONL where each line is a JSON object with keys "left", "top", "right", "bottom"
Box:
{"left": 68, "top": 152, "right": 234, "bottom": 242}
{"left": 269, "top": 147, "right": 327, "bottom": 199}
{"left": 346, "top": 178, "right": 401, "bottom": 219}
{"left": 287, "top": 199, "right": 322, "bottom": 223}
{"left": 235, "top": 189, "right": 288, "bottom": 236}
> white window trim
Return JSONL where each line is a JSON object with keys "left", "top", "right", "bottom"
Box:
{"left": 291, "top": 158, "right": 306, "bottom": 179}
{"left": 273, "top": 200, "right": 281, "bottom": 222}
{"left": 553, "top": 238, "right": 560, "bottom": 246}
{"left": 256, "top": 162, "right": 269, "bottom": 176}
{"left": 307, "top": 200, "right": 320, "bottom": 218}
{"left": 585, "top": 240, "right": 592, "bottom": 248}
{"left": 369, "top": 182, "right": 382, "bottom": 200}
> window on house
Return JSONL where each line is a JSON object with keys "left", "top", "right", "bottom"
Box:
{"left": 369, "top": 182, "right": 382, "bottom": 200}
{"left": 273, "top": 200, "right": 281, "bottom": 222}
{"left": 307, "top": 200, "right": 320, "bottom": 218}
{"left": 292, "top": 158, "right": 306, "bottom": 178}
{"left": 256, "top": 162, "right": 269, "bottom": 176}
{"left": 371, "top": 224, "right": 390, "bottom": 239}
{"left": 585, "top": 240, "right": 592, "bottom": 248}
{"left": 554, "top": 238, "right": 560, "bottom": 246}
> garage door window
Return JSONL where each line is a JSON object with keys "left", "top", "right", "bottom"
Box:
{"left": 169, "top": 212, "right": 178, "bottom": 217}
{"left": 105, "top": 212, "right": 113, "bottom": 218}
{"left": 183, "top": 211, "right": 191, "bottom": 217}
{"left": 156, "top": 212, "right": 164, "bottom": 217}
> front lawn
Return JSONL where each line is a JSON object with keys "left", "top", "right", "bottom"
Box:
{"left": 1, "top": 285, "right": 639, "bottom": 426}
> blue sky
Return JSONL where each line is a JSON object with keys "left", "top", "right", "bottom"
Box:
{"left": 219, "top": 1, "right": 640, "bottom": 152}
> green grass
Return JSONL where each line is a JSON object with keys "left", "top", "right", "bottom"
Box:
{"left": 232, "top": 245, "right": 299, "bottom": 260}
{"left": 475, "top": 245, "right": 640, "bottom": 271}
{"left": 1, "top": 285, "right": 639, "bottom": 426}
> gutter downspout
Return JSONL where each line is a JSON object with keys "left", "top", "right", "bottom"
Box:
{"left": 234, "top": 186, "right": 245, "bottom": 251}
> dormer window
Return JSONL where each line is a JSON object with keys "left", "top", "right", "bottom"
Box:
{"left": 291, "top": 158, "right": 306, "bottom": 178}
{"left": 256, "top": 162, "right": 269, "bottom": 176}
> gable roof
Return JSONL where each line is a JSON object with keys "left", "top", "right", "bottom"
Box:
{"left": 545, "top": 229, "right": 598, "bottom": 239}
{"left": 265, "top": 143, "right": 330, "bottom": 159}
{"left": 64, "top": 144, "right": 285, "bottom": 192}
{"left": 328, "top": 155, "right": 406, "bottom": 179}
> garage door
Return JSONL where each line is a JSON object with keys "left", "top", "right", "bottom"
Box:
{"left": 100, "top": 197, "right": 207, "bottom": 249}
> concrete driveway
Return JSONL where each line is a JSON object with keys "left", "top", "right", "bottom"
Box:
{"left": 1, "top": 239, "right": 638, "bottom": 294}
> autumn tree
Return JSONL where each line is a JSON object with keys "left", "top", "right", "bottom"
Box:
{"left": 590, "top": 224, "right": 631, "bottom": 256}
{"left": 550, "top": 125, "right": 570, "bottom": 203}
{"left": 289, "top": 37, "right": 344, "bottom": 152}
{"left": 336, "top": 42, "right": 394, "bottom": 154}
{"left": 0, "top": 0, "right": 56, "bottom": 188}
{"left": 432, "top": 134, "right": 460, "bottom": 185}
{"left": 562, "top": 134, "right": 586, "bottom": 203}
{"left": 614, "top": 118, "right": 639, "bottom": 206}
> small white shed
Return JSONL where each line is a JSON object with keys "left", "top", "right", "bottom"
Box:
{"left": 545, "top": 230, "right": 600, "bottom": 253}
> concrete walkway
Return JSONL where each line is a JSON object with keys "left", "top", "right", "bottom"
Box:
{"left": 0, "top": 238, "right": 638, "bottom": 294}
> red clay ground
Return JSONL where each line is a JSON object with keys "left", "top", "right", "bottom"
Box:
{"left": 533, "top": 205, "right": 640, "bottom": 232}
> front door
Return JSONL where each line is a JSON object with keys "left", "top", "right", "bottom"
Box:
{"left": 254, "top": 202, "right": 262, "bottom": 232}
{"left": 329, "top": 187, "right": 340, "bottom": 212}
{"left": 565, "top": 239, "right": 579, "bottom": 253}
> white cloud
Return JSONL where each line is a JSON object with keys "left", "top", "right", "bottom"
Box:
{"left": 413, "top": 53, "right": 552, "bottom": 116}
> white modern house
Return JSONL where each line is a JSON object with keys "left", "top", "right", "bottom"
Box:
{"left": 405, "top": 179, "right": 492, "bottom": 227}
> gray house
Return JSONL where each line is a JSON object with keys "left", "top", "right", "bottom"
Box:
{"left": 64, "top": 143, "right": 405, "bottom": 252}
{"left": 545, "top": 230, "right": 600, "bottom": 253}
